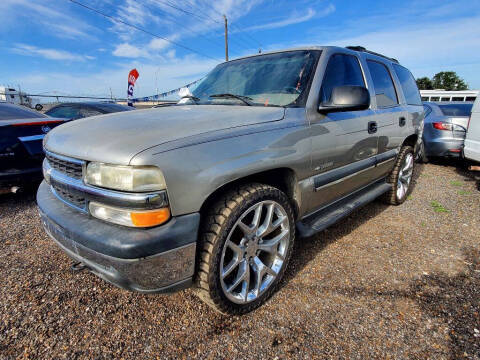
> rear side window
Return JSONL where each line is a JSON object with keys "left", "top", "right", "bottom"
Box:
{"left": 393, "top": 64, "right": 422, "bottom": 105}
{"left": 45, "top": 106, "right": 82, "bottom": 119}
{"left": 367, "top": 60, "right": 398, "bottom": 107}
{"left": 320, "top": 54, "right": 365, "bottom": 103}
{"left": 438, "top": 104, "right": 473, "bottom": 116}
{"left": 0, "top": 103, "right": 46, "bottom": 120}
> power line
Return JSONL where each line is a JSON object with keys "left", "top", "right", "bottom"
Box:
{"left": 137, "top": 0, "right": 244, "bottom": 57}
{"left": 153, "top": 0, "right": 252, "bottom": 55}
{"left": 67, "top": 0, "right": 223, "bottom": 62}
{"left": 185, "top": 0, "right": 263, "bottom": 49}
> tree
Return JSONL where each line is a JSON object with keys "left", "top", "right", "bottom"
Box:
{"left": 416, "top": 77, "right": 433, "bottom": 90}
{"left": 431, "top": 71, "right": 468, "bottom": 91}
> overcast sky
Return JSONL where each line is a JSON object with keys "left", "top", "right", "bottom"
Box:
{"left": 1, "top": 0, "right": 480, "bottom": 99}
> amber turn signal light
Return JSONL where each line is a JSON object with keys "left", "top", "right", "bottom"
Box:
{"left": 130, "top": 208, "right": 171, "bottom": 227}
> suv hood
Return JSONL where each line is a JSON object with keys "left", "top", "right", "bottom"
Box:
{"left": 44, "top": 105, "right": 285, "bottom": 164}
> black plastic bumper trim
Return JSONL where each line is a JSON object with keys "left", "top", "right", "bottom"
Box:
{"left": 37, "top": 181, "right": 200, "bottom": 259}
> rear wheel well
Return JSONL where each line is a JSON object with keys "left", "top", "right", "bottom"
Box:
{"left": 403, "top": 134, "right": 418, "bottom": 149}
{"left": 199, "top": 168, "right": 299, "bottom": 221}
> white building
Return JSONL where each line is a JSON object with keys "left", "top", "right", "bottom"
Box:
{"left": 420, "top": 89, "right": 478, "bottom": 102}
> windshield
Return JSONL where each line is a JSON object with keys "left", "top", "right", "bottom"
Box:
{"left": 189, "top": 50, "right": 319, "bottom": 107}
{"left": 0, "top": 103, "right": 46, "bottom": 120}
{"left": 439, "top": 104, "right": 473, "bottom": 117}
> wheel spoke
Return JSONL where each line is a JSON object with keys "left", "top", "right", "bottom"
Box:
{"left": 258, "top": 229, "right": 288, "bottom": 255}
{"left": 397, "top": 182, "right": 405, "bottom": 199}
{"left": 238, "top": 203, "right": 263, "bottom": 236}
{"left": 257, "top": 203, "right": 275, "bottom": 237}
{"left": 240, "top": 265, "right": 250, "bottom": 301}
{"left": 227, "top": 260, "right": 247, "bottom": 292}
{"left": 227, "top": 240, "right": 244, "bottom": 257}
{"left": 222, "top": 256, "right": 241, "bottom": 278}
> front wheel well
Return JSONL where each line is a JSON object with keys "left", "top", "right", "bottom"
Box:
{"left": 199, "top": 168, "right": 299, "bottom": 221}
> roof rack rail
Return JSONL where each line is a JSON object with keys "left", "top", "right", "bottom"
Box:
{"left": 346, "top": 46, "right": 399, "bottom": 64}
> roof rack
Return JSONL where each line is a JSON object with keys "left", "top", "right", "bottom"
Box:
{"left": 346, "top": 46, "right": 399, "bottom": 64}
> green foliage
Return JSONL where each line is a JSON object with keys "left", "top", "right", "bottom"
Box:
{"left": 416, "top": 71, "right": 469, "bottom": 91}
{"left": 416, "top": 77, "right": 433, "bottom": 90}
{"left": 450, "top": 180, "right": 463, "bottom": 187}
{"left": 432, "top": 72, "right": 468, "bottom": 91}
{"left": 431, "top": 201, "right": 449, "bottom": 213}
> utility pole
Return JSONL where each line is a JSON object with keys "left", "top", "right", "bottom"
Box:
{"left": 223, "top": 15, "right": 228, "bottom": 61}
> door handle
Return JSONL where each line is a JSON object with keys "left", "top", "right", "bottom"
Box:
{"left": 368, "top": 121, "right": 377, "bottom": 134}
{"left": 399, "top": 116, "right": 406, "bottom": 127}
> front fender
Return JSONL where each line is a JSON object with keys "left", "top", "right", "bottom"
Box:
{"left": 130, "top": 123, "right": 311, "bottom": 216}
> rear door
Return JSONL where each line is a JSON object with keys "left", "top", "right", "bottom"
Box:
{"left": 364, "top": 59, "right": 407, "bottom": 178}
{"left": 306, "top": 51, "right": 379, "bottom": 212}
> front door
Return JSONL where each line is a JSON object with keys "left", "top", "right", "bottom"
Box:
{"left": 306, "top": 52, "right": 379, "bottom": 213}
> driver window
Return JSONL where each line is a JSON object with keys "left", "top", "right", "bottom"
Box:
{"left": 320, "top": 54, "right": 365, "bottom": 104}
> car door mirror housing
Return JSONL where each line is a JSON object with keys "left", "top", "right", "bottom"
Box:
{"left": 318, "top": 85, "right": 370, "bottom": 113}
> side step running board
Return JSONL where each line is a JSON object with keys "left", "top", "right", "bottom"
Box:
{"left": 296, "top": 180, "right": 392, "bottom": 238}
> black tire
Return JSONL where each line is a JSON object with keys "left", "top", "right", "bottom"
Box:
{"left": 35, "top": 104, "right": 43, "bottom": 111}
{"left": 383, "top": 145, "right": 415, "bottom": 205}
{"left": 194, "top": 183, "right": 295, "bottom": 315}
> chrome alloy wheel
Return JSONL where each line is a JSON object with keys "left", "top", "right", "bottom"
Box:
{"left": 220, "top": 200, "right": 290, "bottom": 304}
{"left": 397, "top": 152, "right": 414, "bottom": 200}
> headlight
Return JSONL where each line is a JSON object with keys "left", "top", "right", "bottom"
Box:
{"left": 85, "top": 163, "right": 166, "bottom": 192}
{"left": 89, "top": 202, "right": 170, "bottom": 227}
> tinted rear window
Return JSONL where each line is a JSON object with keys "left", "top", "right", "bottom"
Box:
{"left": 367, "top": 61, "right": 398, "bottom": 107}
{"left": 392, "top": 64, "right": 422, "bottom": 105}
{"left": 0, "top": 103, "right": 46, "bottom": 120}
{"left": 439, "top": 104, "right": 473, "bottom": 116}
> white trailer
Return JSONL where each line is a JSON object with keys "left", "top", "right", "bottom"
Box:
{"left": 420, "top": 90, "right": 479, "bottom": 102}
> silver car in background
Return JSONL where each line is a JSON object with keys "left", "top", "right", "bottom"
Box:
{"left": 419, "top": 102, "right": 473, "bottom": 162}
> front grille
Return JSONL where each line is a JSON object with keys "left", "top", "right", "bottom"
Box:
{"left": 52, "top": 183, "right": 86, "bottom": 210}
{"left": 46, "top": 153, "right": 83, "bottom": 180}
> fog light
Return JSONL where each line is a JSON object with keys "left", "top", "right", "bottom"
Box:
{"left": 89, "top": 202, "right": 170, "bottom": 228}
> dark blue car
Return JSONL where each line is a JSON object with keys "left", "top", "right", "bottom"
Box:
{"left": 0, "top": 102, "right": 65, "bottom": 192}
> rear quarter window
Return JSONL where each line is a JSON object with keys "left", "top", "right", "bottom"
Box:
{"left": 393, "top": 64, "right": 422, "bottom": 105}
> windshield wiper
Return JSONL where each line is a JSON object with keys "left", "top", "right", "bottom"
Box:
{"left": 180, "top": 95, "right": 200, "bottom": 103}
{"left": 209, "top": 93, "right": 253, "bottom": 106}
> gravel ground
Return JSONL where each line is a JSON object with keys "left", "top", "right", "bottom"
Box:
{"left": 0, "top": 162, "right": 479, "bottom": 359}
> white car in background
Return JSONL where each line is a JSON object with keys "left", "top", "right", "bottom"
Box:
{"left": 464, "top": 97, "right": 480, "bottom": 163}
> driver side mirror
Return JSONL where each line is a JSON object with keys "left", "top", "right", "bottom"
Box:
{"left": 318, "top": 85, "right": 370, "bottom": 113}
